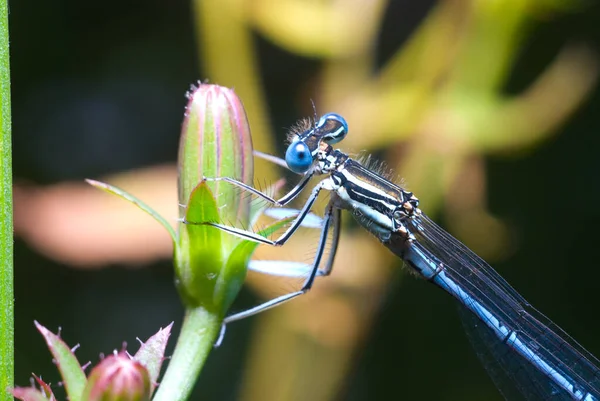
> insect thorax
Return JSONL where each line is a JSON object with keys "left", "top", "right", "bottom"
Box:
{"left": 324, "top": 154, "right": 419, "bottom": 240}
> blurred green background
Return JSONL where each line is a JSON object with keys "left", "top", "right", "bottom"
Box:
{"left": 9, "top": 0, "right": 600, "bottom": 400}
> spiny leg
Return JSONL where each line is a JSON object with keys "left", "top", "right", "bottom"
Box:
{"left": 205, "top": 172, "right": 313, "bottom": 207}
{"left": 247, "top": 207, "right": 341, "bottom": 278}
{"left": 187, "top": 180, "right": 326, "bottom": 247}
{"left": 318, "top": 207, "right": 341, "bottom": 277}
{"left": 202, "top": 150, "right": 312, "bottom": 210}
{"left": 215, "top": 202, "right": 338, "bottom": 347}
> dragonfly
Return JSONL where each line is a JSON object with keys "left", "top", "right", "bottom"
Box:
{"left": 187, "top": 113, "right": 600, "bottom": 400}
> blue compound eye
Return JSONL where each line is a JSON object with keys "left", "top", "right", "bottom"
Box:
{"left": 285, "top": 140, "right": 313, "bottom": 173}
{"left": 316, "top": 113, "right": 348, "bottom": 144}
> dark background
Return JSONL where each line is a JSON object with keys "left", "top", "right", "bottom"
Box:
{"left": 10, "top": 1, "right": 600, "bottom": 400}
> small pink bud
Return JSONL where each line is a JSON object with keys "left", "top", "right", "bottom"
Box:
{"left": 83, "top": 353, "right": 151, "bottom": 401}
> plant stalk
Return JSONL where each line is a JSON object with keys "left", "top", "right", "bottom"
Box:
{"left": 152, "top": 307, "right": 221, "bottom": 401}
{"left": 0, "top": 0, "right": 12, "bottom": 398}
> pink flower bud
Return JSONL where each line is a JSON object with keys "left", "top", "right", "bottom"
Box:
{"left": 83, "top": 353, "right": 151, "bottom": 401}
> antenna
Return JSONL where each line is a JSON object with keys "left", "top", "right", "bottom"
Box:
{"left": 309, "top": 99, "right": 318, "bottom": 128}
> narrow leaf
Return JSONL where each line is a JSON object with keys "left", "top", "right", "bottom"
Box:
{"left": 256, "top": 215, "right": 297, "bottom": 238}
{"left": 35, "top": 321, "right": 86, "bottom": 401}
{"left": 85, "top": 179, "right": 177, "bottom": 243}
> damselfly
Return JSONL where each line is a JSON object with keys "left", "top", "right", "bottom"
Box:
{"left": 187, "top": 113, "right": 600, "bottom": 400}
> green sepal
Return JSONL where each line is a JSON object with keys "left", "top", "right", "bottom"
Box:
{"left": 213, "top": 215, "right": 295, "bottom": 314}
{"left": 133, "top": 323, "right": 173, "bottom": 395}
{"left": 230, "top": 213, "right": 296, "bottom": 262}
{"left": 183, "top": 181, "right": 221, "bottom": 226}
{"left": 175, "top": 181, "right": 223, "bottom": 310}
{"left": 35, "top": 321, "right": 86, "bottom": 401}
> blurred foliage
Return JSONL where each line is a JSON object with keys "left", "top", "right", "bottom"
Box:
{"left": 191, "top": 1, "right": 597, "bottom": 401}
{"left": 9, "top": 0, "right": 600, "bottom": 400}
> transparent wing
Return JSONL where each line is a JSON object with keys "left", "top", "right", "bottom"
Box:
{"left": 406, "top": 213, "right": 600, "bottom": 400}
{"left": 458, "top": 304, "right": 572, "bottom": 401}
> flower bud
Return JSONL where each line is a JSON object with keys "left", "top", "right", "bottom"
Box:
{"left": 82, "top": 353, "right": 151, "bottom": 401}
{"left": 178, "top": 83, "right": 253, "bottom": 224}
{"left": 175, "top": 83, "right": 255, "bottom": 315}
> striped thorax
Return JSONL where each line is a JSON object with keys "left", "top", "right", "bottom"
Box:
{"left": 285, "top": 113, "right": 420, "bottom": 242}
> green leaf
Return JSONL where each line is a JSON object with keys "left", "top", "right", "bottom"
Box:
{"left": 35, "top": 321, "right": 86, "bottom": 401}
{"left": 133, "top": 323, "right": 173, "bottom": 394}
{"left": 85, "top": 179, "right": 177, "bottom": 244}
{"left": 256, "top": 215, "right": 296, "bottom": 238}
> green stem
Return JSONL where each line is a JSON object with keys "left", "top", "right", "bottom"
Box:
{"left": 0, "top": 0, "right": 12, "bottom": 398}
{"left": 152, "top": 307, "right": 220, "bottom": 401}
